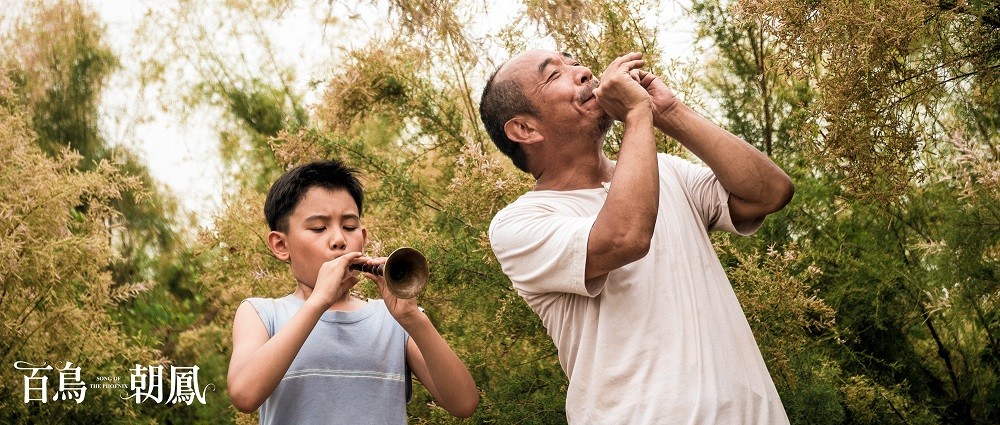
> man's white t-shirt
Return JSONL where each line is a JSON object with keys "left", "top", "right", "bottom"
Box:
{"left": 489, "top": 153, "right": 789, "bottom": 424}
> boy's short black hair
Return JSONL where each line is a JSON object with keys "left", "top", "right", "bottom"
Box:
{"left": 264, "top": 160, "right": 364, "bottom": 232}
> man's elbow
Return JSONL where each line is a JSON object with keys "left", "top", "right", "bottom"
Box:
{"left": 612, "top": 232, "right": 653, "bottom": 265}
{"left": 587, "top": 225, "right": 654, "bottom": 278}
{"left": 768, "top": 177, "right": 795, "bottom": 213}
{"left": 624, "top": 238, "right": 652, "bottom": 264}
{"left": 750, "top": 173, "right": 794, "bottom": 215}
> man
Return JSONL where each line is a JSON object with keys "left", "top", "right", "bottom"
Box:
{"left": 480, "top": 49, "right": 793, "bottom": 424}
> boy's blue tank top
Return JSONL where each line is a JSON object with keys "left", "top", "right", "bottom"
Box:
{"left": 245, "top": 295, "right": 411, "bottom": 425}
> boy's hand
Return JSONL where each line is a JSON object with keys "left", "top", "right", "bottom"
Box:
{"left": 593, "top": 52, "right": 650, "bottom": 122}
{"left": 310, "top": 252, "right": 364, "bottom": 308}
{"left": 360, "top": 257, "right": 421, "bottom": 322}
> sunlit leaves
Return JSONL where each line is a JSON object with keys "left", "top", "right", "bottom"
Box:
{"left": 0, "top": 68, "right": 156, "bottom": 422}
{"left": 738, "top": 0, "right": 999, "bottom": 202}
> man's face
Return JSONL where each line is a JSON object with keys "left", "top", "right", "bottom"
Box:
{"left": 278, "top": 187, "right": 367, "bottom": 288}
{"left": 500, "top": 49, "right": 613, "bottom": 137}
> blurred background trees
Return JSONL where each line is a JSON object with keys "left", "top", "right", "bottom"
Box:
{"left": 1, "top": 0, "right": 998, "bottom": 423}
{"left": 1, "top": 0, "right": 201, "bottom": 422}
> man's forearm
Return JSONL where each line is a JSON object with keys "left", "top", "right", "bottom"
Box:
{"left": 654, "top": 103, "right": 793, "bottom": 213}
{"left": 585, "top": 108, "right": 659, "bottom": 278}
{"left": 604, "top": 108, "right": 659, "bottom": 238}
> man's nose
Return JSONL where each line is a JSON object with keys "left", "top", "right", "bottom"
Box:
{"left": 576, "top": 67, "right": 594, "bottom": 85}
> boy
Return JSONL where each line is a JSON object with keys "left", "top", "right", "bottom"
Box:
{"left": 227, "top": 160, "right": 479, "bottom": 424}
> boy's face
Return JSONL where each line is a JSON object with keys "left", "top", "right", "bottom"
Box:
{"left": 268, "top": 187, "right": 367, "bottom": 288}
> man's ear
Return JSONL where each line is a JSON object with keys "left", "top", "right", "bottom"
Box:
{"left": 267, "top": 231, "right": 290, "bottom": 262}
{"left": 504, "top": 115, "right": 544, "bottom": 145}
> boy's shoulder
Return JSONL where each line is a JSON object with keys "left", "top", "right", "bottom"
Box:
{"left": 239, "top": 295, "right": 297, "bottom": 337}
{"left": 242, "top": 295, "right": 284, "bottom": 303}
{"left": 241, "top": 295, "right": 284, "bottom": 313}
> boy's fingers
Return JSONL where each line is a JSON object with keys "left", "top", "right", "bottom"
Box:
{"left": 338, "top": 251, "right": 364, "bottom": 265}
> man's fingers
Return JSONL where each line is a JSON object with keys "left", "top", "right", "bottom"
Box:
{"left": 604, "top": 52, "right": 644, "bottom": 73}
{"left": 635, "top": 69, "right": 657, "bottom": 88}
{"left": 620, "top": 59, "right": 645, "bottom": 71}
{"left": 609, "top": 59, "right": 644, "bottom": 76}
{"left": 619, "top": 51, "right": 643, "bottom": 62}
{"left": 607, "top": 51, "right": 641, "bottom": 67}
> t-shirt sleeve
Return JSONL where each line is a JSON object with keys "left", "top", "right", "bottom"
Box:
{"left": 663, "top": 153, "right": 763, "bottom": 236}
{"left": 489, "top": 202, "right": 606, "bottom": 297}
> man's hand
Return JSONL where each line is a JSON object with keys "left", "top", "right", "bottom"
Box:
{"left": 632, "top": 69, "right": 680, "bottom": 120}
{"left": 593, "top": 52, "right": 651, "bottom": 122}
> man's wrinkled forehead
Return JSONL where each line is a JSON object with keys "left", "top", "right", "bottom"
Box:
{"left": 496, "top": 49, "right": 575, "bottom": 82}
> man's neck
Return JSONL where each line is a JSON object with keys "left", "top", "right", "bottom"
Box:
{"left": 533, "top": 151, "right": 615, "bottom": 191}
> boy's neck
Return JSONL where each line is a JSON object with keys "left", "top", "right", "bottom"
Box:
{"left": 292, "top": 285, "right": 367, "bottom": 312}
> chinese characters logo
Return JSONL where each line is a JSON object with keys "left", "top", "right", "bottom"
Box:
{"left": 13, "top": 361, "right": 214, "bottom": 405}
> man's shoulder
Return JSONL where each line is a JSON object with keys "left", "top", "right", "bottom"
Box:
{"left": 490, "top": 190, "right": 599, "bottom": 231}
{"left": 490, "top": 192, "right": 544, "bottom": 226}
{"left": 655, "top": 151, "right": 694, "bottom": 168}
{"left": 496, "top": 187, "right": 607, "bottom": 212}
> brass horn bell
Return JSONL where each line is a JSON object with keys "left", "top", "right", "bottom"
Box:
{"left": 350, "top": 247, "right": 428, "bottom": 299}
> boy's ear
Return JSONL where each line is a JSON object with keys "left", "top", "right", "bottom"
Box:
{"left": 267, "top": 231, "right": 290, "bottom": 262}
{"left": 504, "top": 115, "right": 544, "bottom": 145}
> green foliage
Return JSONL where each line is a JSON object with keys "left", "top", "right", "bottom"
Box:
{"left": 692, "top": 0, "right": 815, "bottom": 158}
{"left": 136, "top": 0, "right": 313, "bottom": 193}
{"left": 2, "top": 0, "right": 117, "bottom": 163}
{"left": 0, "top": 68, "right": 157, "bottom": 423}
{"left": 2, "top": 0, "right": 184, "bottom": 290}
{"left": 737, "top": 0, "right": 1000, "bottom": 202}
{"left": 694, "top": 0, "right": 1000, "bottom": 423}
{"left": 2, "top": 1, "right": 215, "bottom": 422}
{"left": 213, "top": 79, "right": 299, "bottom": 192}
